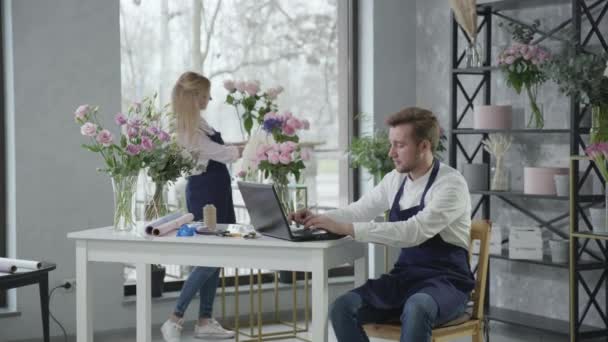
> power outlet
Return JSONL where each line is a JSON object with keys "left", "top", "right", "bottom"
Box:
{"left": 61, "top": 278, "right": 76, "bottom": 292}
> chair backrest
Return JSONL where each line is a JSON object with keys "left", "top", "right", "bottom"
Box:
{"left": 468, "top": 220, "right": 491, "bottom": 320}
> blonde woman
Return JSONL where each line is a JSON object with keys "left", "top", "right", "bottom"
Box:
{"left": 161, "top": 71, "right": 242, "bottom": 341}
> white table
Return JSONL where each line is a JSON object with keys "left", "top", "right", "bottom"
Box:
{"left": 68, "top": 227, "right": 368, "bottom": 342}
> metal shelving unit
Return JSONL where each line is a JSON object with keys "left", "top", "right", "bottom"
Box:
{"left": 448, "top": 0, "right": 608, "bottom": 339}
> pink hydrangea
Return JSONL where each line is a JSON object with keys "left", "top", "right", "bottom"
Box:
{"left": 74, "top": 105, "right": 90, "bottom": 122}
{"left": 279, "top": 141, "right": 297, "bottom": 154}
{"left": 80, "top": 122, "right": 98, "bottom": 137}
{"left": 96, "top": 129, "right": 113, "bottom": 146}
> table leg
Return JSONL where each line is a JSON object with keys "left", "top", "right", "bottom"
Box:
{"left": 311, "top": 255, "right": 328, "bottom": 342}
{"left": 136, "top": 263, "right": 151, "bottom": 342}
{"left": 354, "top": 256, "right": 368, "bottom": 288}
{"left": 39, "top": 273, "right": 49, "bottom": 342}
{"left": 76, "top": 240, "right": 93, "bottom": 341}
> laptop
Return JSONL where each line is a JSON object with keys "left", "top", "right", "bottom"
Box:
{"left": 237, "top": 181, "right": 344, "bottom": 242}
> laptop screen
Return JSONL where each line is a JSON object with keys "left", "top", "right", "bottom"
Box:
{"left": 237, "top": 181, "right": 292, "bottom": 240}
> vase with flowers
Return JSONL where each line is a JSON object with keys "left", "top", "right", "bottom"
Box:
{"left": 74, "top": 100, "right": 172, "bottom": 232}
{"left": 498, "top": 20, "right": 551, "bottom": 129}
{"left": 224, "top": 79, "right": 283, "bottom": 139}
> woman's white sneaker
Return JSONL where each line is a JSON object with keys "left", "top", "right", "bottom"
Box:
{"left": 194, "top": 318, "right": 235, "bottom": 339}
{"left": 160, "top": 318, "right": 183, "bottom": 342}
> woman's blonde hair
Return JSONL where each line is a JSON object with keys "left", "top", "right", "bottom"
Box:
{"left": 172, "top": 71, "right": 211, "bottom": 146}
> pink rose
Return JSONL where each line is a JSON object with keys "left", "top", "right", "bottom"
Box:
{"left": 282, "top": 123, "right": 296, "bottom": 136}
{"left": 237, "top": 170, "right": 247, "bottom": 178}
{"left": 127, "top": 126, "right": 139, "bottom": 138}
{"left": 279, "top": 152, "right": 292, "bottom": 165}
{"left": 505, "top": 56, "right": 515, "bottom": 65}
{"left": 244, "top": 81, "right": 260, "bottom": 96}
{"left": 286, "top": 118, "right": 303, "bottom": 130}
{"left": 74, "top": 105, "right": 90, "bottom": 122}
{"left": 140, "top": 136, "right": 154, "bottom": 151}
{"left": 223, "top": 79, "right": 236, "bottom": 93}
{"left": 279, "top": 141, "right": 297, "bottom": 153}
{"left": 96, "top": 129, "right": 113, "bottom": 146}
{"left": 235, "top": 81, "right": 247, "bottom": 93}
{"left": 126, "top": 144, "right": 141, "bottom": 156}
{"left": 267, "top": 151, "right": 280, "bottom": 165}
{"left": 302, "top": 119, "right": 310, "bottom": 130}
{"left": 301, "top": 148, "right": 312, "bottom": 161}
{"left": 157, "top": 130, "right": 170, "bottom": 142}
{"left": 80, "top": 122, "right": 98, "bottom": 137}
{"left": 114, "top": 112, "right": 127, "bottom": 126}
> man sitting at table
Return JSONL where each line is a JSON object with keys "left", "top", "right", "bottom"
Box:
{"left": 289, "top": 107, "right": 474, "bottom": 342}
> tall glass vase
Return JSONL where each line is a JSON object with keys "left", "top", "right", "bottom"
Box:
{"left": 490, "top": 156, "right": 509, "bottom": 191}
{"left": 525, "top": 83, "right": 544, "bottom": 129}
{"left": 590, "top": 103, "right": 608, "bottom": 144}
{"left": 111, "top": 174, "right": 138, "bottom": 232}
{"left": 465, "top": 39, "right": 483, "bottom": 68}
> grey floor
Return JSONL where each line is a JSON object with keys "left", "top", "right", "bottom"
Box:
{"left": 92, "top": 321, "right": 568, "bottom": 342}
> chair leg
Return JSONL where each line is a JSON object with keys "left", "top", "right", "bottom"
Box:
{"left": 39, "top": 274, "right": 50, "bottom": 342}
{"left": 473, "top": 325, "right": 483, "bottom": 342}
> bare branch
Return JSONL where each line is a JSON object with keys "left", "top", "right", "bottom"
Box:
{"left": 207, "top": 53, "right": 299, "bottom": 79}
{"left": 201, "top": 0, "right": 222, "bottom": 67}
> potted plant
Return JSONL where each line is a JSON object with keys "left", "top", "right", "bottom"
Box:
{"left": 151, "top": 264, "right": 166, "bottom": 298}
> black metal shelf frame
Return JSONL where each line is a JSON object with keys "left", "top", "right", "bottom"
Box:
{"left": 448, "top": 1, "right": 608, "bottom": 340}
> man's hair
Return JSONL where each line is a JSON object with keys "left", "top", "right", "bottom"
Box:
{"left": 385, "top": 107, "right": 440, "bottom": 151}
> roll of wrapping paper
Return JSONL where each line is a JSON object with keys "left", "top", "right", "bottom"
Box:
{"left": 0, "top": 257, "right": 41, "bottom": 270}
{"left": 0, "top": 263, "right": 17, "bottom": 273}
{"left": 145, "top": 212, "right": 184, "bottom": 235}
{"left": 152, "top": 213, "right": 195, "bottom": 236}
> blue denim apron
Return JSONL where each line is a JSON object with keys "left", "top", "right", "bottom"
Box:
{"left": 185, "top": 131, "right": 236, "bottom": 224}
{"left": 352, "top": 160, "right": 474, "bottom": 319}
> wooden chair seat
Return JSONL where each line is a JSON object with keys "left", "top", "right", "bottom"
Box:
{"left": 362, "top": 220, "right": 491, "bottom": 342}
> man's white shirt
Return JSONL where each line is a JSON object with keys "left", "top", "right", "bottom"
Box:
{"left": 324, "top": 162, "right": 471, "bottom": 250}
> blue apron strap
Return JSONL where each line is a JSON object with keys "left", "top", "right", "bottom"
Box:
{"left": 418, "top": 159, "right": 440, "bottom": 207}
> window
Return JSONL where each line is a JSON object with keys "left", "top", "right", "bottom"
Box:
{"left": 120, "top": 0, "right": 354, "bottom": 293}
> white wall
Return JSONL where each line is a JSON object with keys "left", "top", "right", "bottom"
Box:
{"left": 357, "top": 0, "right": 417, "bottom": 278}
{"left": 0, "top": 0, "right": 128, "bottom": 339}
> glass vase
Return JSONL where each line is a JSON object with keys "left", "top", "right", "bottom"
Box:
{"left": 144, "top": 181, "right": 169, "bottom": 221}
{"left": 490, "top": 157, "right": 509, "bottom": 191}
{"left": 525, "top": 83, "right": 544, "bottom": 129}
{"left": 590, "top": 103, "right": 608, "bottom": 144}
{"left": 274, "top": 181, "right": 295, "bottom": 215}
{"left": 111, "top": 174, "right": 138, "bottom": 232}
{"left": 465, "top": 40, "right": 483, "bottom": 68}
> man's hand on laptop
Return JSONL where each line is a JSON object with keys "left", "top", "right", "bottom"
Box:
{"left": 288, "top": 209, "right": 314, "bottom": 224}
{"left": 303, "top": 215, "right": 354, "bottom": 237}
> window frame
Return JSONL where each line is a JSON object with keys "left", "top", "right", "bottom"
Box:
{"left": 0, "top": 1, "right": 7, "bottom": 308}
{"left": 121, "top": 0, "right": 358, "bottom": 295}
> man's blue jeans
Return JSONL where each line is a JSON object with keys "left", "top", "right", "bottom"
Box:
{"left": 330, "top": 291, "right": 466, "bottom": 342}
{"left": 173, "top": 266, "right": 220, "bottom": 319}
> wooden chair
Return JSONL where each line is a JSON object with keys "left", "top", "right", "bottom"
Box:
{"left": 363, "top": 220, "right": 491, "bottom": 342}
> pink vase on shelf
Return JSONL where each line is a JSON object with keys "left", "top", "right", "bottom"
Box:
{"left": 523, "top": 167, "right": 569, "bottom": 195}
{"left": 474, "top": 105, "right": 512, "bottom": 130}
